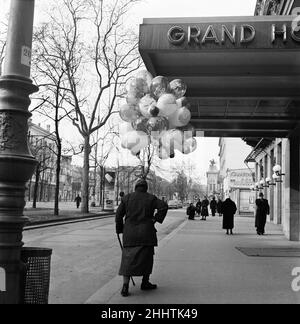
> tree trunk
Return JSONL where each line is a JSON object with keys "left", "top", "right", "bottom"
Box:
{"left": 32, "top": 164, "right": 41, "bottom": 209}
{"left": 54, "top": 142, "right": 62, "bottom": 216}
{"left": 81, "top": 136, "right": 90, "bottom": 213}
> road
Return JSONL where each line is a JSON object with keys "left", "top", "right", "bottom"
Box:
{"left": 23, "top": 209, "right": 186, "bottom": 304}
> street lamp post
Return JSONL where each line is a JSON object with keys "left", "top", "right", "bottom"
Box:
{"left": 0, "top": 0, "right": 38, "bottom": 304}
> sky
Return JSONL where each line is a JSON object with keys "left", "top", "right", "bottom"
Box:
{"left": 0, "top": 0, "right": 257, "bottom": 183}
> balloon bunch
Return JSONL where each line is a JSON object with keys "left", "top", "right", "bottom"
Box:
{"left": 119, "top": 70, "right": 197, "bottom": 160}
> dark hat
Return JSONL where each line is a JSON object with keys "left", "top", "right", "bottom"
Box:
{"left": 259, "top": 192, "right": 264, "bottom": 197}
{"left": 135, "top": 179, "right": 148, "bottom": 190}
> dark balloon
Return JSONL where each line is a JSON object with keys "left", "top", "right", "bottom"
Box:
{"left": 150, "top": 76, "right": 170, "bottom": 100}
{"left": 132, "top": 117, "right": 149, "bottom": 133}
{"left": 170, "top": 79, "right": 187, "bottom": 99}
{"left": 147, "top": 116, "right": 169, "bottom": 134}
{"left": 149, "top": 106, "right": 160, "bottom": 117}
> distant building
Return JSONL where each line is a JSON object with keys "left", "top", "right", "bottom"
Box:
{"left": 219, "top": 138, "right": 254, "bottom": 180}
{"left": 206, "top": 160, "right": 221, "bottom": 196}
{"left": 60, "top": 155, "right": 73, "bottom": 201}
{"left": 27, "top": 121, "right": 56, "bottom": 202}
{"left": 71, "top": 165, "right": 83, "bottom": 199}
{"left": 224, "top": 168, "right": 256, "bottom": 215}
{"left": 254, "top": 0, "right": 299, "bottom": 16}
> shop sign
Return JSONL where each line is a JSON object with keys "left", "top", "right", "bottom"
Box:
{"left": 167, "top": 23, "right": 300, "bottom": 46}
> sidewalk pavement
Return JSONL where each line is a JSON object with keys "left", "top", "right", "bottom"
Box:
{"left": 86, "top": 216, "right": 300, "bottom": 304}
{"left": 24, "top": 201, "right": 115, "bottom": 225}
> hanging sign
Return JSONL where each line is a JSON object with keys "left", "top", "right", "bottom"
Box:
{"left": 104, "top": 171, "right": 116, "bottom": 211}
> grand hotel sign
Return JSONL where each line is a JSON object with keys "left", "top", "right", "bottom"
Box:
{"left": 139, "top": 17, "right": 300, "bottom": 51}
{"left": 168, "top": 23, "right": 300, "bottom": 46}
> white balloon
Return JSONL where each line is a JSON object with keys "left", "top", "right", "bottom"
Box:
{"left": 121, "top": 131, "right": 141, "bottom": 150}
{"left": 171, "top": 129, "right": 184, "bottom": 151}
{"left": 119, "top": 122, "right": 134, "bottom": 136}
{"left": 168, "top": 106, "right": 191, "bottom": 128}
{"left": 131, "top": 131, "right": 150, "bottom": 154}
{"left": 178, "top": 107, "right": 191, "bottom": 126}
{"left": 157, "top": 94, "right": 178, "bottom": 117}
{"left": 136, "top": 70, "right": 153, "bottom": 87}
{"left": 160, "top": 130, "right": 173, "bottom": 151}
{"left": 183, "top": 137, "right": 197, "bottom": 154}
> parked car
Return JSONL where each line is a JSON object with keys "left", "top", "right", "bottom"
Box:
{"left": 177, "top": 201, "right": 183, "bottom": 208}
{"left": 168, "top": 200, "right": 178, "bottom": 209}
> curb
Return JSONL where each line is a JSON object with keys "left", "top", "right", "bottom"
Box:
{"left": 24, "top": 213, "right": 115, "bottom": 231}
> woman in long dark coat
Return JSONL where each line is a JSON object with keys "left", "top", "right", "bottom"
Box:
{"left": 221, "top": 197, "right": 237, "bottom": 235}
{"left": 115, "top": 179, "right": 168, "bottom": 297}
{"left": 187, "top": 203, "right": 196, "bottom": 220}
{"left": 201, "top": 197, "right": 209, "bottom": 220}
{"left": 195, "top": 199, "right": 202, "bottom": 217}
{"left": 210, "top": 197, "right": 217, "bottom": 217}
{"left": 255, "top": 193, "right": 270, "bottom": 235}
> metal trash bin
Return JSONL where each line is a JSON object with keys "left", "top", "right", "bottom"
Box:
{"left": 20, "top": 247, "right": 52, "bottom": 304}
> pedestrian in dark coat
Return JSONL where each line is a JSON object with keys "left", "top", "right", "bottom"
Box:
{"left": 201, "top": 197, "right": 209, "bottom": 220}
{"left": 74, "top": 195, "right": 81, "bottom": 209}
{"left": 186, "top": 203, "right": 196, "bottom": 220}
{"left": 115, "top": 179, "right": 168, "bottom": 297}
{"left": 195, "top": 200, "right": 202, "bottom": 217}
{"left": 217, "top": 198, "right": 223, "bottom": 217}
{"left": 210, "top": 197, "right": 217, "bottom": 217}
{"left": 255, "top": 193, "right": 270, "bottom": 235}
{"left": 221, "top": 197, "right": 237, "bottom": 235}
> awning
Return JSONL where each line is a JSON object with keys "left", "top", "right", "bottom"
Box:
{"left": 244, "top": 138, "right": 275, "bottom": 162}
{"left": 139, "top": 15, "right": 300, "bottom": 137}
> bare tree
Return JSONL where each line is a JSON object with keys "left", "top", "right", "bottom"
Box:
{"left": 31, "top": 22, "right": 75, "bottom": 216}
{"left": 90, "top": 120, "right": 116, "bottom": 207}
{"left": 40, "top": 0, "right": 142, "bottom": 213}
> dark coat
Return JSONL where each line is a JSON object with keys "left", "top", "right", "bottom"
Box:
{"left": 196, "top": 201, "right": 201, "bottom": 214}
{"left": 187, "top": 205, "right": 196, "bottom": 219}
{"left": 221, "top": 198, "right": 237, "bottom": 230}
{"left": 217, "top": 200, "right": 223, "bottom": 213}
{"left": 255, "top": 198, "right": 270, "bottom": 229}
{"left": 115, "top": 190, "right": 168, "bottom": 248}
{"left": 210, "top": 199, "right": 217, "bottom": 211}
{"left": 201, "top": 199, "right": 209, "bottom": 216}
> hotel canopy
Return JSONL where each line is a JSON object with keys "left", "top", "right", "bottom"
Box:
{"left": 139, "top": 15, "right": 300, "bottom": 139}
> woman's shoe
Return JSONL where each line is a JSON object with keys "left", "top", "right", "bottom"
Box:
{"left": 121, "top": 284, "right": 129, "bottom": 297}
{"left": 141, "top": 281, "right": 157, "bottom": 290}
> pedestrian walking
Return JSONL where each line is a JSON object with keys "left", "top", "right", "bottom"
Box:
{"left": 115, "top": 179, "right": 168, "bottom": 297}
{"left": 186, "top": 203, "right": 196, "bottom": 220}
{"left": 210, "top": 197, "right": 217, "bottom": 217}
{"left": 255, "top": 192, "right": 270, "bottom": 235}
{"left": 74, "top": 195, "right": 81, "bottom": 209}
{"left": 201, "top": 196, "right": 209, "bottom": 220}
{"left": 221, "top": 197, "right": 237, "bottom": 235}
{"left": 217, "top": 198, "right": 223, "bottom": 217}
{"left": 195, "top": 199, "right": 202, "bottom": 217}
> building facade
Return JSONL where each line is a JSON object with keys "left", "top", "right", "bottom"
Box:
{"left": 224, "top": 168, "right": 256, "bottom": 215}
{"left": 218, "top": 138, "right": 255, "bottom": 213}
{"left": 27, "top": 121, "right": 84, "bottom": 203}
{"left": 244, "top": 138, "right": 291, "bottom": 237}
{"left": 27, "top": 121, "right": 56, "bottom": 202}
{"left": 206, "top": 161, "right": 221, "bottom": 197}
